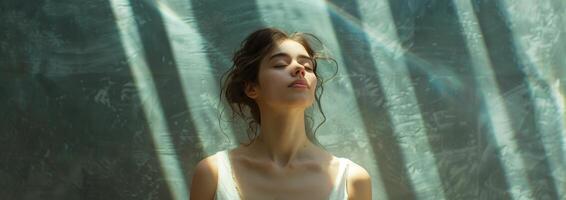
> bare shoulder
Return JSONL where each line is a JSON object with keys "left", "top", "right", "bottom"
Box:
{"left": 346, "top": 160, "right": 372, "bottom": 200}
{"left": 190, "top": 154, "right": 219, "bottom": 200}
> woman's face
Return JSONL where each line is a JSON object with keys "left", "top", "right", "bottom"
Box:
{"left": 246, "top": 39, "right": 317, "bottom": 109}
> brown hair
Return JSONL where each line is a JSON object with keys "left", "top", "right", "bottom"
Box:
{"left": 220, "top": 27, "right": 337, "bottom": 146}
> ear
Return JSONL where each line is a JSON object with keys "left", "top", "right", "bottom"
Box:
{"left": 244, "top": 82, "right": 259, "bottom": 99}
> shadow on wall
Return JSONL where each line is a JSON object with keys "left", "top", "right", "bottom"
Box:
{"left": 0, "top": 0, "right": 564, "bottom": 199}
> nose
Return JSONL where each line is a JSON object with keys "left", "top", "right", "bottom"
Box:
{"left": 293, "top": 65, "right": 306, "bottom": 77}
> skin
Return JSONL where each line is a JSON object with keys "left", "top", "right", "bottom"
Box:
{"left": 190, "top": 39, "right": 371, "bottom": 200}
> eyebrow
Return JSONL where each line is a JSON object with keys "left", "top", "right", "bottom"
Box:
{"left": 268, "top": 52, "right": 312, "bottom": 61}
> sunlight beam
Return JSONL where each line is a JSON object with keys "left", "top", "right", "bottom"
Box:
{"left": 153, "top": 0, "right": 237, "bottom": 155}
{"left": 453, "top": 1, "right": 535, "bottom": 199}
{"left": 355, "top": 0, "right": 447, "bottom": 199}
{"left": 498, "top": 0, "right": 566, "bottom": 198}
{"left": 109, "top": 0, "right": 188, "bottom": 199}
{"left": 325, "top": 1, "right": 467, "bottom": 95}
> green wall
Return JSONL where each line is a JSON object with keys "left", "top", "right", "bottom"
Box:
{"left": 1, "top": 0, "right": 565, "bottom": 199}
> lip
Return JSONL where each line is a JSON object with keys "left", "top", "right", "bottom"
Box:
{"left": 289, "top": 79, "right": 309, "bottom": 88}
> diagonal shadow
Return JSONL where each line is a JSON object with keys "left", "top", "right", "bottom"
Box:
{"left": 127, "top": 0, "right": 204, "bottom": 193}
{"left": 326, "top": 0, "right": 417, "bottom": 199}
{"left": 478, "top": 1, "right": 560, "bottom": 199}
{"left": 188, "top": 0, "right": 265, "bottom": 144}
{"left": 387, "top": 0, "right": 510, "bottom": 199}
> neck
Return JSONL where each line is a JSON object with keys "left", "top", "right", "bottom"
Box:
{"left": 251, "top": 105, "right": 315, "bottom": 167}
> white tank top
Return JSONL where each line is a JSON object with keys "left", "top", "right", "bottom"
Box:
{"left": 214, "top": 150, "right": 350, "bottom": 200}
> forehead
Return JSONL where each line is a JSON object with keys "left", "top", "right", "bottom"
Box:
{"left": 267, "top": 39, "right": 309, "bottom": 59}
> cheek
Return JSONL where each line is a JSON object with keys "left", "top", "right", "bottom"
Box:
{"left": 309, "top": 74, "right": 317, "bottom": 86}
{"left": 309, "top": 75, "right": 318, "bottom": 94}
{"left": 258, "top": 71, "right": 285, "bottom": 92}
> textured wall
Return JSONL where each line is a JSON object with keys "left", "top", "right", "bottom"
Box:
{"left": 1, "top": 0, "right": 565, "bottom": 199}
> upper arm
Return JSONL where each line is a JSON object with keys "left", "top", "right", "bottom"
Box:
{"left": 190, "top": 155, "right": 218, "bottom": 200}
{"left": 346, "top": 162, "right": 372, "bottom": 200}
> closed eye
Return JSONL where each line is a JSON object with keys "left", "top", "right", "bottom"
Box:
{"left": 301, "top": 63, "right": 314, "bottom": 72}
{"left": 298, "top": 58, "right": 314, "bottom": 70}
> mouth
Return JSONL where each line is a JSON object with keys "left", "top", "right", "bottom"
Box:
{"left": 289, "top": 80, "right": 309, "bottom": 88}
{"left": 290, "top": 83, "right": 308, "bottom": 88}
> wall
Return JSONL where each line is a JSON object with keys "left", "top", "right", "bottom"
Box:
{"left": 1, "top": 0, "right": 565, "bottom": 199}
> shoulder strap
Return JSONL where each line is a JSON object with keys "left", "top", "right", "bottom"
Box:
{"left": 215, "top": 150, "right": 241, "bottom": 200}
{"left": 328, "top": 157, "right": 350, "bottom": 200}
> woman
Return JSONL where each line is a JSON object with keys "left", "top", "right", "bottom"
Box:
{"left": 190, "top": 28, "right": 371, "bottom": 200}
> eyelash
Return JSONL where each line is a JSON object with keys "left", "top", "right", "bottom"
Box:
{"left": 274, "top": 64, "right": 314, "bottom": 71}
